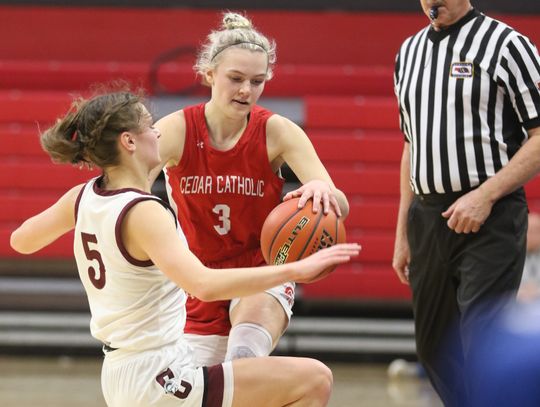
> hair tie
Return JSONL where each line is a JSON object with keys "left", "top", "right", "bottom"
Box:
{"left": 71, "top": 130, "right": 78, "bottom": 141}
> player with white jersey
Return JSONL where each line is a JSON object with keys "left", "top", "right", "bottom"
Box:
{"left": 10, "top": 90, "right": 360, "bottom": 407}
{"left": 74, "top": 177, "right": 229, "bottom": 406}
{"left": 74, "top": 180, "right": 187, "bottom": 351}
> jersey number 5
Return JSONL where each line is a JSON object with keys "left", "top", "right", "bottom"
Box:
{"left": 81, "top": 232, "right": 106, "bottom": 289}
{"left": 213, "top": 204, "right": 231, "bottom": 235}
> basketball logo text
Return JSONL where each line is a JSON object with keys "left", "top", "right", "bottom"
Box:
{"left": 308, "top": 229, "right": 335, "bottom": 255}
{"left": 317, "top": 229, "right": 335, "bottom": 249}
{"left": 274, "top": 217, "right": 310, "bottom": 264}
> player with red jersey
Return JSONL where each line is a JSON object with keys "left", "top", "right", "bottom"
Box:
{"left": 153, "top": 12, "right": 349, "bottom": 366}
{"left": 164, "top": 103, "right": 284, "bottom": 340}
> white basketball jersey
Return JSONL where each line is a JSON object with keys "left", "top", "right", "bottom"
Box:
{"left": 74, "top": 177, "right": 188, "bottom": 351}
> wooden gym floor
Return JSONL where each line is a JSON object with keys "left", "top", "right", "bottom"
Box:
{"left": 0, "top": 356, "right": 442, "bottom": 407}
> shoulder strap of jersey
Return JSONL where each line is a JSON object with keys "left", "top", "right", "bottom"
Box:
{"left": 178, "top": 103, "right": 205, "bottom": 169}
{"left": 74, "top": 177, "right": 99, "bottom": 223}
{"left": 114, "top": 195, "right": 178, "bottom": 267}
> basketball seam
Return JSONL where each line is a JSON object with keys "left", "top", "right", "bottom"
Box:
{"left": 295, "top": 210, "right": 324, "bottom": 260}
{"left": 335, "top": 215, "right": 339, "bottom": 243}
{"left": 267, "top": 205, "right": 303, "bottom": 263}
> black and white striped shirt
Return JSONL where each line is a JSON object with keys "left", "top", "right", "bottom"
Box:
{"left": 394, "top": 9, "right": 540, "bottom": 195}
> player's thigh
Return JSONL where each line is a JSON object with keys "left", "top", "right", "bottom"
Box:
{"left": 230, "top": 356, "right": 332, "bottom": 407}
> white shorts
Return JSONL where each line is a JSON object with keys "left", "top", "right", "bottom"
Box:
{"left": 101, "top": 340, "right": 233, "bottom": 407}
{"left": 184, "top": 334, "right": 229, "bottom": 367}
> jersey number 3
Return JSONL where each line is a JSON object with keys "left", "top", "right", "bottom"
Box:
{"left": 81, "top": 232, "right": 107, "bottom": 289}
{"left": 213, "top": 204, "right": 231, "bottom": 235}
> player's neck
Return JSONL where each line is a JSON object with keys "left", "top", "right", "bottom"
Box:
{"left": 204, "top": 103, "right": 248, "bottom": 150}
{"left": 102, "top": 167, "right": 151, "bottom": 193}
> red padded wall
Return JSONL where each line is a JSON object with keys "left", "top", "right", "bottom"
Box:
{"left": 2, "top": 6, "right": 539, "bottom": 66}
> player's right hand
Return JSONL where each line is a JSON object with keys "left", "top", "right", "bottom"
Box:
{"left": 292, "top": 243, "right": 361, "bottom": 283}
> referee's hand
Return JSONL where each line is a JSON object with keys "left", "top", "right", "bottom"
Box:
{"left": 442, "top": 190, "right": 492, "bottom": 233}
{"left": 392, "top": 238, "right": 410, "bottom": 285}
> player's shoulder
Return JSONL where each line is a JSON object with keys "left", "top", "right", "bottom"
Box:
{"left": 266, "top": 113, "right": 297, "bottom": 132}
{"left": 266, "top": 113, "right": 304, "bottom": 144}
{"left": 123, "top": 197, "right": 176, "bottom": 229}
{"left": 62, "top": 183, "right": 86, "bottom": 207}
{"left": 127, "top": 197, "right": 171, "bottom": 215}
{"left": 68, "top": 183, "right": 86, "bottom": 198}
{"left": 155, "top": 109, "right": 186, "bottom": 132}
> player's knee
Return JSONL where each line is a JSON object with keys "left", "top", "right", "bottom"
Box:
{"left": 306, "top": 359, "right": 333, "bottom": 402}
{"left": 225, "top": 323, "right": 273, "bottom": 361}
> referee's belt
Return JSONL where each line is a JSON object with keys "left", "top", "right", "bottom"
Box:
{"left": 416, "top": 186, "right": 524, "bottom": 205}
{"left": 416, "top": 189, "right": 472, "bottom": 205}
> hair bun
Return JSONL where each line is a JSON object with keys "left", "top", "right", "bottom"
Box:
{"left": 222, "top": 12, "right": 252, "bottom": 30}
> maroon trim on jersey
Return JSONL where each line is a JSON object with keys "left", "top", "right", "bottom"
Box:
{"left": 93, "top": 175, "right": 153, "bottom": 197}
{"left": 115, "top": 197, "right": 154, "bottom": 267}
{"left": 115, "top": 196, "right": 179, "bottom": 267}
{"left": 202, "top": 365, "right": 225, "bottom": 407}
{"left": 74, "top": 182, "right": 88, "bottom": 223}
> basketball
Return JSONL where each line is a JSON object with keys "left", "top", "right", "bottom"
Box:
{"left": 260, "top": 198, "right": 346, "bottom": 266}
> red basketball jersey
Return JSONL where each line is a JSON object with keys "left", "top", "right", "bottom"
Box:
{"left": 164, "top": 103, "right": 284, "bottom": 336}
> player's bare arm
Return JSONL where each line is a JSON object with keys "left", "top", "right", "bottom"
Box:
{"left": 266, "top": 114, "right": 349, "bottom": 218}
{"left": 124, "top": 200, "right": 359, "bottom": 300}
{"left": 149, "top": 110, "right": 187, "bottom": 184}
{"left": 10, "top": 184, "right": 84, "bottom": 254}
{"left": 443, "top": 126, "right": 540, "bottom": 233}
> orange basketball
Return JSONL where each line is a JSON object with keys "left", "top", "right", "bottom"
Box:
{"left": 260, "top": 198, "right": 346, "bottom": 266}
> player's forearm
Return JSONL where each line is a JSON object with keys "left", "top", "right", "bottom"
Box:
{"left": 10, "top": 188, "right": 78, "bottom": 254}
{"left": 192, "top": 264, "right": 294, "bottom": 302}
{"left": 11, "top": 215, "right": 71, "bottom": 254}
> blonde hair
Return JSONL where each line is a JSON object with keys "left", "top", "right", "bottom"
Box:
{"left": 40, "top": 91, "right": 144, "bottom": 168}
{"left": 194, "top": 12, "right": 277, "bottom": 83}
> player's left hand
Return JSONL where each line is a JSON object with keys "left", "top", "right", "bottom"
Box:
{"left": 283, "top": 179, "right": 341, "bottom": 216}
{"left": 441, "top": 189, "right": 493, "bottom": 233}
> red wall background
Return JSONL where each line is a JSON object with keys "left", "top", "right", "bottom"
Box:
{"left": 1, "top": 6, "right": 538, "bottom": 66}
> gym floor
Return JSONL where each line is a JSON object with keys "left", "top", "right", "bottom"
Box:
{"left": 0, "top": 356, "right": 442, "bottom": 407}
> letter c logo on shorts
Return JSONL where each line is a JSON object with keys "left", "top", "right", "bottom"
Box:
{"left": 156, "top": 368, "right": 193, "bottom": 400}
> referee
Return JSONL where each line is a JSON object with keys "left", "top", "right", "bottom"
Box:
{"left": 392, "top": 1, "right": 540, "bottom": 406}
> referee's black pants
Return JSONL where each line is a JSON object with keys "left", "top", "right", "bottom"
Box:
{"left": 407, "top": 188, "right": 527, "bottom": 407}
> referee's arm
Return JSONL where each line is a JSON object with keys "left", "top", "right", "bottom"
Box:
{"left": 393, "top": 142, "right": 414, "bottom": 284}
{"left": 442, "top": 126, "right": 540, "bottom": 234}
